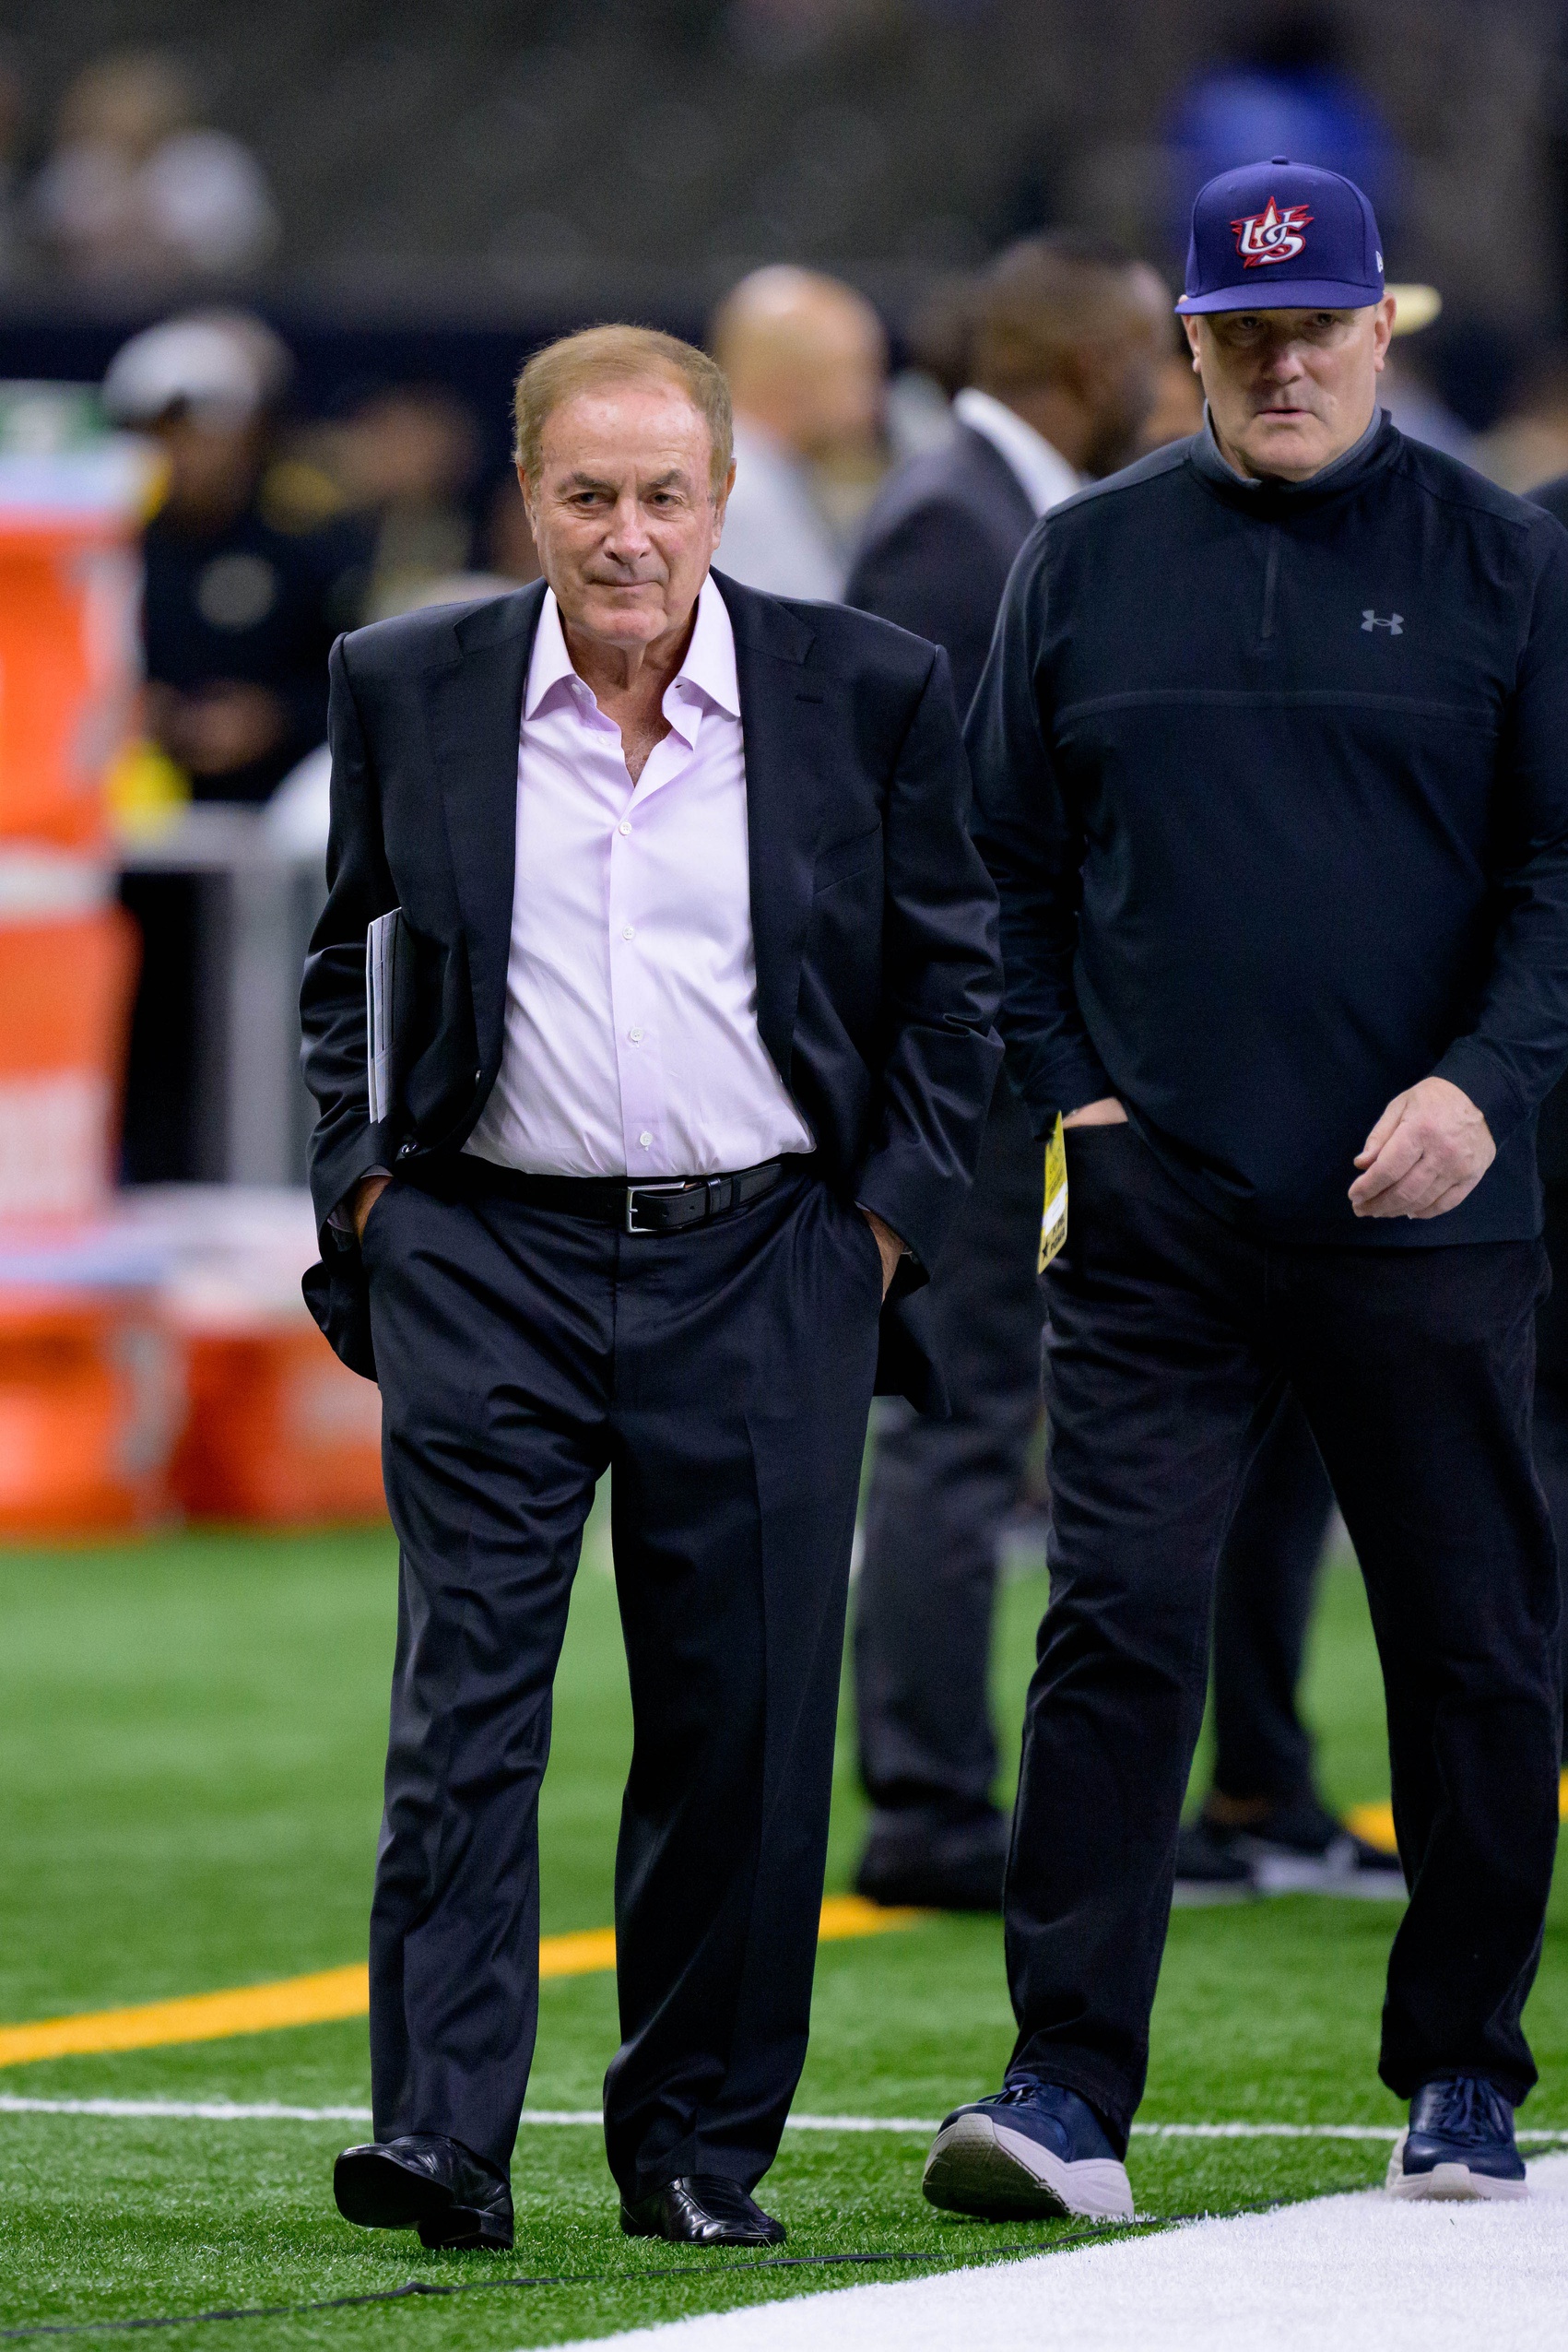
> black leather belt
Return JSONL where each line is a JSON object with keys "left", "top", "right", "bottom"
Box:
{"left": 442, "top": 1154, "right": 797, "bottom": 1234}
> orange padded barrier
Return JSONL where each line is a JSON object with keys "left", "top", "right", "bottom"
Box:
{"left": 0, "top": 516, "right": 140, "bottom": 851}
{"left": 0, "top": 1289, "right": 181, "bottom": 1538}
{"left": 0, "top": 885, "right": 139, "bottom": 1222}
{"left": 170, "top": 1325, "right": 386, "bottom": 1526}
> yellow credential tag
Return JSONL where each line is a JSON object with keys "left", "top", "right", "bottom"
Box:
{"left": 1039, "top": 1112, "right": 1067, "bottom": 1273}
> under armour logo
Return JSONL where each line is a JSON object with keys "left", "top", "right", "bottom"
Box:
{"left": 1362, "top": 610, "right": 1404, "bottom": 634}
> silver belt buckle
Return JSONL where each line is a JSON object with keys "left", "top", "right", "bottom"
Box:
{"left": 624, "top": 1178, "right": 692, "bottom": 1235}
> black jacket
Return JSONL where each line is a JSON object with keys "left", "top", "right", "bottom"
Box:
{"left": 846, "top": 423, "right": 1038, "bottom": 719}
{"left": 970, "top": 415, "right": 1568, "bottom": 1245}
{"left": 300, "top": 570, "right": 1003, "bottom": 1400}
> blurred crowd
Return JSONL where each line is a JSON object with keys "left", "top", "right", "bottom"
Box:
{"left": 0, "top": 48, "right": 276, "bottom": 285}
{"left": 103, "top": 229, "right": 1568, "bottom": 826}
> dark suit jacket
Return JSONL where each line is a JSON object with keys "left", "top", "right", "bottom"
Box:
{"left": 299, "top": 569, "right": 1003, "bottom": 1406}
{"left": 845, "top": 423, "right": 1038, "bottom": 719}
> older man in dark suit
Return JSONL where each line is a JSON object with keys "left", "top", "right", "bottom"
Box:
{"left": 300, "top": 326, "right": 1000, "bottom": 2254}
{"left": 846, "top": 238, "right": 1166, "bottom": 1910}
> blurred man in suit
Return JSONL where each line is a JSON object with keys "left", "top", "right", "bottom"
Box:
{"left": 301, "top": 326, "right": 999, "bottom": 2253}
{"left": 709, "top": 266, "right": 886, "bottom": 599}
{"left": 847, "top": 236, "right": 1167, "bottom": 1909}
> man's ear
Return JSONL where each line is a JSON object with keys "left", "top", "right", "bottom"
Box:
{"left": 514, "top": 460, "right": 536, "bottom": 532}
{"left": 1182, "top": 316, "right": 1204, "bottom": 375}
{"left": 1372, "top": 293, "right": 1397, "bottom": 374}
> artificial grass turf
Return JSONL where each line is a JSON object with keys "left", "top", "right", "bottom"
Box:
{"left": 0, "top": 1511, "right": 1562, "bottom": 2349}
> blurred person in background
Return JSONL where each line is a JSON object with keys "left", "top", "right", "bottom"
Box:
{"left": 1135, "top": 315, "right": 1206, "bottom": 455}
{"left": 0, "top": 58, "right": 29, "bottom": 279}
{"left": 31, "top": 51, "right": 277, "bottom": 281}
{"left": 846, "top": 234, "right": 1167, "bottom": 1912}
{"left": 105, "top": 312, "right": 366, "bottom": 1186}
{"left": 1163, "top": 6, "right": 1399, "bottom": 256}
{"left": 325, "top": 385, "right": 483, "bottom": 620}
{"left": 708, "top": 266, "right": 886, "bottom": 598}
{"left": 1476, "top": 357, "right": 1568, "bottom": 493}
{"left": 102, "top": 310, "right": 368, "bottom": 807}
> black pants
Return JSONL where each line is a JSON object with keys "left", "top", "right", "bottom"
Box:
{"left": 1531, "top": 1182, "right": 1568, "bottom": 1741}
{"left": 1209, "top": 1193, "right": 1568, "bottom": 1798}
{"left": 1008, "top": 1124, "right": 1561, "bottom": 2142}
{"left": 361, "top": 1164, "right": 882, "bottom": 2199}
{"left": 853, "top": 1073, "right": 1045, "bottom": 1845}
{"left": 1208, "top": 1393, "right": 1336, "bottom": 1805}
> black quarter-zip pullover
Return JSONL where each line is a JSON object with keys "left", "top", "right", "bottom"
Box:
{"left": 968, "top": 413, "right": 1568, "bottom": 1244}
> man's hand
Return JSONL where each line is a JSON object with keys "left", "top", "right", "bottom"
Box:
{"left": 351, "top": 1173, "right": 392, "bottom": 1243}
{"left": 1063, "top": 1097, "right": 1128, "bottom": 1129}
{"left": 1350, "top": 1076, "right": 1495, "bottom": 1221}
{"left": 862, "top": 1208, "right": 905, "bottom": 1299}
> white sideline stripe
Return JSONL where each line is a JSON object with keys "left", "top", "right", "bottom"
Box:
{"left": 1, "top": 2096, "right": 1566, "bottom": 2144}
{"left": 557, "top": 2153, "right": 1568, "bottom": 2352}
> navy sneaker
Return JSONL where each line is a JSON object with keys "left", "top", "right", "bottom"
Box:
{"left": 923, "top": 2079, "right": 1133, "bottom": 2221}
{"left": 1385, "top": 2076, "right": 1527, "bottom": 2202}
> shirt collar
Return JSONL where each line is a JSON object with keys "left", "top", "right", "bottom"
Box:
{"left": 1193, "top": 401, "right": 1388, "bottom": 496}
{"left": 524, "top": 575, "right": 739, "bottom": 731}
{"left": 953, "top": 387, "right": 1083, "bottom": 517}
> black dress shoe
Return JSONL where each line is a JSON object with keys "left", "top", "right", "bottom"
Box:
{"left": 620, "top": 2174, "right": 785, "bottom": 2246}
{"left": 855, "top": 1811, "right": 1009, "bottom": 1912}
{"left": 334, "top": 2133, "right": 514, "bottom": 2251}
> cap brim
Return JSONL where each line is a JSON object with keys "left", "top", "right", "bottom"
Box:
{"left": 1176, "top": 280, "right": 1383, "bottom": 314}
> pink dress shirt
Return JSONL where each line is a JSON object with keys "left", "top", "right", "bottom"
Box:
{"left": 463, "top": 576, "right": 816, "bottom": 1180}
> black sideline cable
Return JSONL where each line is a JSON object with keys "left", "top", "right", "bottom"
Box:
{"left": 0, "top": 2206, "right": 1284, "bottom": 2341}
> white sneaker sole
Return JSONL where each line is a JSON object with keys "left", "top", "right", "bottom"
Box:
{"left": 1385, "top": 2129, "right": 1528, "bottom": 2201}
{"left": 923, "top": 2112, "right": 1134, "bottom": 2222}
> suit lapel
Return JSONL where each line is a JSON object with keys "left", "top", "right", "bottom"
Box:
{"left": 430, "top": 583, "right": 546, "bottom": 1072}
{"left": 713, "top": 569, "right": 820, "bottom": 1084}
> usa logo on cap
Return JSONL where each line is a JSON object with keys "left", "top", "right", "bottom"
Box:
{"left": 1177, "top": 158, "right": 1384, "bottom": 314}
{"left": 1232, "top": 197, "right": 1314, "bottom": 268}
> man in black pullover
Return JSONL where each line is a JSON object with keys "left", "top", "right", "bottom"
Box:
{"left": 925, "top": 160, "right": 1568, "bottom": 2223}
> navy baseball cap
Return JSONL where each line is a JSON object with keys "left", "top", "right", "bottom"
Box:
{"left": 1176, "top": 157, "right": 1385, "bottom": 314}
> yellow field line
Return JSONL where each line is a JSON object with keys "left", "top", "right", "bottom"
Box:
{"left": 0, "top": 1895, "right": 917, "bottom": 2071}
{"left": 1346, "top": 1771, "right": 1568, "bottom": 1859}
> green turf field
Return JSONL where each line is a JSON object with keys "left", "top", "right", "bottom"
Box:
{"left": 0, "top": 1495, "right": 1562, "bottom": 2349}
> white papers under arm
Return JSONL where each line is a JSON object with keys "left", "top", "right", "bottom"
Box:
{"left": 365, "top": 907, "right": 401, "bottom": 1126}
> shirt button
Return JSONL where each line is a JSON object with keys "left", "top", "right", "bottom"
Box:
{"left": 621, "top": 925, "right": 635, "bottom": 940}
{"left": 618, "top": 821, "right": 631, "bottom": 836}
{"left": 629, "top": 1027, "right": 643, "bottom": 1043}
{"left": 639, "top": 1131, "right": 653, "bottom": 1148}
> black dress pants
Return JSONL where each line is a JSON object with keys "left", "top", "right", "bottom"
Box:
{"left": 1008, "top": 1124, "right": 1560, "bottom": 2144}
{"left": 1209, "top": 1392, "right": 1336, "bottom": 1805}
{"left": 854, "top": 1072, "right": 1045, "bottom": 1845}
{"left": 1531, "top": 1180, "right": 1568, "bottom": 1747}
{"left": 361, "top": 1163, "right": 883, "bottom": 2200}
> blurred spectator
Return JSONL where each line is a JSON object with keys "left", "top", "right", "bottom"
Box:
{"left": 710, "top": 265, "right": 887, "bottom": 597}
{"left": 1163, "top": 7, "right": 1399, "bottom": 256}
{"left": 102, "top": 310, "right": 368, "bottom": 806}
{"left": 323, "top": 386, "right": 482, "bottom": 621}
{"left": 1378, "top": 290, "right": 1475, "bottom": 464}
{"left": 1474, "top": 357, "right": 1568, "bottom": 492}
{"left": 1136, "top": 318, "right": 1205, "bottom": 455}
{"left": 0, "top": 59, "right": 27, "bottom": 278}
{"left": 844, "top": 236, "right": 1166, "bottom": 1912}
{"left": 31, "top": 52, "right": 277, "bottom": 281}
{"left": 485, "top": 473, "right": 542, "bottom": 585}
{"left": 883, "top": 273, "right": 973, "bottom": 464}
